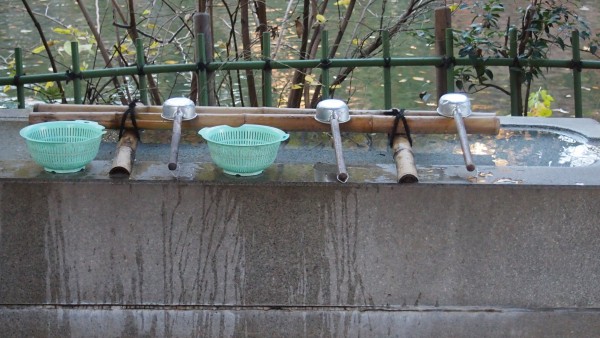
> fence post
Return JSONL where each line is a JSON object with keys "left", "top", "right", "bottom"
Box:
{"left": 15, "top": 48, "right": 25, "bottom": 109}
{"left": 435, "top": 7, "right": 451, "bottom": 101}
{"left": 71, "top": 41, "right": 82, "bottom": 104}
{"left": 194, "top": 13, "right": 215, "bottom": 106}
{"left": 444, "top": 29, "right": 455, "bottom": 93}
{"left": 382, "top": 30, "right": 392, "bottom": 109}
{"left": 196, "top": 34, "right": 209, "bottom": 106}
{"left": 135, "top": 39, "right": 148, "bottom": 105}
{"left": 572, "top": 30, "right": 583, "bottom": 118}
{"left": 321, "top": 30, "right": 330, "bottom": 100}
{"left": 262, "top": 32, "right": 273, "bottom": 107}
{"left": 508, "top": 28, "right": 521, "bottom": 116}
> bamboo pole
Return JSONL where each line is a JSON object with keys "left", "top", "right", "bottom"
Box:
{"left": 262, "top": 32, "right": 273, "bottom": 107}
{"left": 392, "top": 135, "right": 418, "bottom": 183}
{"left": 445, "top": 28, "right": 455, "bottom": 93}
{"left": 136, "top": 39, "right": 148, "bottom": 105}
{"left": 195, "top": 14, "right": 215, "bottom": 105}
{"left": 15, "top": 48, "right": 25, "bottom": 109}
{"left": 509, "top": 28, "right": 521, "bottom": 116}
{"left": 572, "top": 30, "right": 583, "bottom": 118}
{"left": 71, "top": 41, "right": 82, "bottom": 104}
{"left": 321, "top": 30, "right": 331, "bottom": 100}
{"left": 29, "top": 111, "right": 500, "bottom": 135}
{"left": 435, "top": 7, "right": 451, "bottom": 101}
{"left": 109, "top": 130, "right": 138, "bottom": 178}
{"left": 383, "top": 31, "right": 392, "bottom": 109}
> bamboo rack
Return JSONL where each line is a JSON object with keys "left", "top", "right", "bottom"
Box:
{"left": 31, "top": 104, "right": 500, "bottom": 135}
{"left": 30, "top": 104, "right": 500, "bottom": 182}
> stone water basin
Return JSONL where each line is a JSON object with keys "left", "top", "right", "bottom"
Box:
{"left": 2, "top": 110, "right": 600, "bottom": 337}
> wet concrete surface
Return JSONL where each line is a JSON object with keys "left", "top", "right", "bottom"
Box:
{"left": 2, "top": 159, "right": 600, "bottom": 186}
{"left": 2, "top": 116, "right": 599, "bottom": 185}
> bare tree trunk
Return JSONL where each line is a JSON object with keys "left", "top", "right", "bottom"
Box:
{"left": 310, "top": 0, "right": 354, "bottom": 107}
{"left": 126, "top": 0, "right": 162, "bottom": 104}
{"left": 286, "top": 0, "right": 311, "bottom": 107}
{"left": 513, "top": 0, "right": 540, "bottom": 115}
{"left": 254, "top": 0, "right": 268, "bottom": 47}
{"left": 272, "top": 0, "right": 296, "bottom": 59}
{"left": 191, "top": 0, "right": 214, "bottom": 105}
{"left": 254, "top": 0, "right": 269, "bottom": 106}
{"left": 240, "top": 0, "right": 259, "bottom": 106}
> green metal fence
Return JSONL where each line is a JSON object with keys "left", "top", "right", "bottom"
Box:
{"left": 2, "top": 29, "right": 600, "bottom": 117}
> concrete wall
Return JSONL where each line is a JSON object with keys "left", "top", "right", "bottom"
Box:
{"left": 1, "top": 181, "right": 600, "bottom": 336}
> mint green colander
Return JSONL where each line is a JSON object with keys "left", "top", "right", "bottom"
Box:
{"left": 198, "top": 124, "right": 289, "bottom": 176}
{"left": 19, "top": 120, "right": 106, "bottom": 173}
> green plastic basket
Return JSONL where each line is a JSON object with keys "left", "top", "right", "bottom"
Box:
{"left": 19, "top": 120, "right": 106, "bottom": 173}
{"left": 198, "top": 124, "right": 289, "bottom": 176}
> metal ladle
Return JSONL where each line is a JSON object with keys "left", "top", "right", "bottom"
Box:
{"left": 162, "top": 97, "right": 197, "bottom": 170}
{"left": 437, "top": 93, "right": 476, "bottom": 172}
{"left": 315, "top": 99, "right": 350, "bottom": 183}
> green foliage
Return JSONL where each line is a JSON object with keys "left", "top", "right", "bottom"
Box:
{"left": 460, "top": 1, "right": 573, "bottom": 82}
{"left": 528, "top": 88, "right": 554, "bottom": 117}
{"left": 417, "top": 0, "right": 599, "bottom": 115}
{"left": 31, "top": 82, "right": 63, "bottom": 103}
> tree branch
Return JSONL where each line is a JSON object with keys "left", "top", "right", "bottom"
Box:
{"left": 75, "top": 0, "right": 128, "bottom": 104}
{"left": 21, "top": 0, "right": 67, "bottom": 103}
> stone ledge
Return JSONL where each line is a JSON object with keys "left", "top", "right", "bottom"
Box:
{"left": 2, "top": 306, "right": 600, "bottom": 337}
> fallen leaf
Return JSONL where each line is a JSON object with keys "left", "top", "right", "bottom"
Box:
{"left": 493, "top": 158, "right": 508, "bottom": 166}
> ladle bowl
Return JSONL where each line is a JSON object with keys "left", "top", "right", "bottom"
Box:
{"left": 315, "top": 99, "right": 351, "bottom": 124}
{"left": 437, "top": 93, "right": 473, "bottom": 118}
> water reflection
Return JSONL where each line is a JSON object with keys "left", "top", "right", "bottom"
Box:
{"left": 412, "top": 128, "right": 600, "bottom": 167}
{"left": 557, "top": 134, "right": 600, "bottom": 167}
{"left": 495, "top": 129, "right": 600, "bottom": 167}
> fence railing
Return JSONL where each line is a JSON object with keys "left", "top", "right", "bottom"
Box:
{"left": 2, "top": 29, "right": 600, "bottom": 117}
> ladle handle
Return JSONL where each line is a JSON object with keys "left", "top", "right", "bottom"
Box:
{"left": 331, "top": 117, "right": 349, "bottom": 183}
{"left": 168, "top": 112, "right": 183, "bottom": 170}
{"left": 453, "top": 111, "right": 476, "bottom": 172}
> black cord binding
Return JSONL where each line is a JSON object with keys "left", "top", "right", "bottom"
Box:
{"left": 119, "top": 99, "right": 142, "bottom": 141}
{"left": 384, "top": 108, "right": 412, "bottom": 148}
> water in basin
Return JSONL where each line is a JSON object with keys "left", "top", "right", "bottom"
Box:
{"left": 97, "top": 127, "right": 600, "bottom": 168}
{"left": 413, "top": 128, "right": 600, "bottom": 167}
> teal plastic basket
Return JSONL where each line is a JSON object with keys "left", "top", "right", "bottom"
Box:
{"left": 19, "top": 120, "right": 106, "bottom": 173}
{"left": 198, "top": 124, "right": 289, "bottom": 176}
